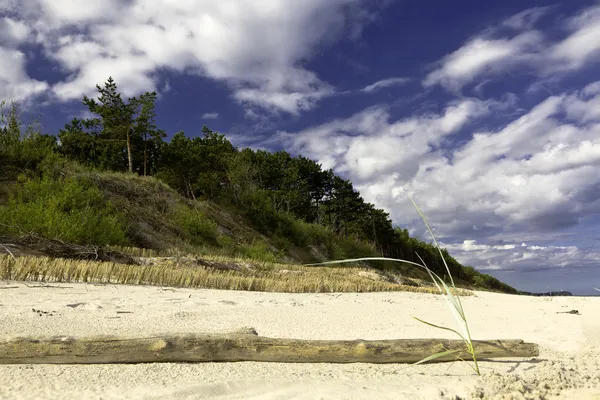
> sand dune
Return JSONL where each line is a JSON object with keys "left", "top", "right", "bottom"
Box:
{"left": 1, "top": 281, "right": 599, "bottom": 399}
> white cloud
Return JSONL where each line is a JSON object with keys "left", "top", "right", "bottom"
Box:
{"left": 549, "top": 5, "right": 600, "bottom": 72}
{"left": 36, "top": 0, "right": 124, "bottom": 24}
{"left": 274, "top": 97, "right": 493, "bottom": 195}
{"left": 501, "top": 6, "right": 552, "bottom": 30}
{"left": 443, "top": 239, "right": 600, "bottom": 272}
{"left": 0, "top": 0, "right": 386, "bottom": 114}
{"left": 361, "top": 77, "right": 409, "bottom": 93}
{"left": 424, "top": 5, "right": 600, "bottom": 92}
{"left": 0, "top": 15, "right": 48, "bottom": 101}
{"left": 423, "top": 31, "right": 544, "bottom": 92}
{"left": 273, "top": 82, "right": 600, "bottom": 272}
{"left": 201, "top": 112, "right": 219, "bottom": 119}
{"left": 563, "top": 81, "right": 600, "bottom": 123}
{"left": 0, "top": 17, "right": 31, "bottom": 46}
{"left": 233, "top": 68, "right": 335, "bottom": 115}
{"left": 0, "top": 48, "right": 49, "bottom": 102}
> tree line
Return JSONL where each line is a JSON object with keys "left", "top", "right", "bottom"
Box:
{"left": 0, "top": 77, "right": 516, "bottom": 292}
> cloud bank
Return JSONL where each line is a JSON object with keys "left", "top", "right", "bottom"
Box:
{"left": 271, "top": 6, "right": 600, "bottom": 280}
{"left": 0, "top": 0, "right": 387, "bottom": 113}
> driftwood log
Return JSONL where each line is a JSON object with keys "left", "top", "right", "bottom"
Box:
{"left": 0, "top": 327, "right": 539, "bottom": 364}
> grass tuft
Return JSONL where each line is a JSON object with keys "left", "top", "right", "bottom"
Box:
{"left": 303, "top": 194, "right": 481, "bottom": 375}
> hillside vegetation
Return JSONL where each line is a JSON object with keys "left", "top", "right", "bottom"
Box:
{"left": 0, "top": 78, "right": 518, "bottom": 294}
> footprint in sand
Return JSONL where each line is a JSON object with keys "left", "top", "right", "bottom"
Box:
{"left": 65, "top": 302, "right": 103, "bottom": 311}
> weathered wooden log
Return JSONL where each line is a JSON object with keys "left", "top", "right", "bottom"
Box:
{"left": 0, "top": 327, "right": 539, "bottom": 364}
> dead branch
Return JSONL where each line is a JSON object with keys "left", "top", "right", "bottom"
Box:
{"left": 0, "top": 328, "right": 539, "bottom": 364}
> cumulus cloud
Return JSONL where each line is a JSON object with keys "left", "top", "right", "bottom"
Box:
{"left": 275, "top": 95, "right": 514, "bottom": 180}
{"left": 442, "top": 240, "right": 600, "bottom": 273}
{"left": 361, "top": 77, "right": 410, "bottom": 93}
{"left": 0, "top": 17, "right": 31, "bottom": 46}
{"left": 0, "top": 16, "right": 49, "bottom": 101}
{"left": 424, "top": 4, "right": 600, "bottom": 92}
{"left": 0, "top": 0, "right": 388, "bottom": 114}
{"left": 272, "top": 81, "right": 600, "bottom": 273}
{"left": 0, "top": 48, "right": 49, "bottom": 101}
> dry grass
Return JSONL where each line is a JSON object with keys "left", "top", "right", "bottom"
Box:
{"left": 108, "top": 245, "right": 183, "bottom": 258}
{"left": 0, "top": 253, "right": 472, "bottom": 294}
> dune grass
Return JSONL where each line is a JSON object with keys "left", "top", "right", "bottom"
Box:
{"left": 0, "top": 252, "right": 469, "bottom": 294}
{"left": 304, "top": 194, "right": 481, "bottom": 375}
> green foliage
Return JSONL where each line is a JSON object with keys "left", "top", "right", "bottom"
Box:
{"left": 59, "top": 77, "right": 165, "bottom": 175}
{"left": 239, "top": 240, "right": 280, "bottom": 263}
{"left": 0, "top": 174, "right": 127, "bottom": 246}
{"left": 480, "top": 273, "right": 518, "bottom": 293}
{"left": 336, "top": 237, "right": 377, "bottom": 259}
{"left": 0, "top": 76, "right": 519, "bottom": 294}
{"left": 0, "top": 100, "right": 57, "bottom": 172}
{"left": 156, "top": 126, "right": 235, "bottom": 200}
{"left": 472, "top": 274, "right": 486, "bottom": 287}
{"left": 243, "top": 189, "right": 283, "bottom": 234}
{"left": 131, "top": 91, "right": 166, "bottom": 176}
{"left": 459, "top": 265, "right": 477, "bottom": 281}
{"left": 57, "top": 118, "right": 100, "bottom": 167}
{"left": 170, "top": 203, "right": 219, "bottom": 245}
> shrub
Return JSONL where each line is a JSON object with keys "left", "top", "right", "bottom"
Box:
{"left": 472, "top": 274, "right": 486, "bottom": 287}
{"left": 460, "top": 265, "right": 477, "bottom": 281}
{"left": 170, "top": 203, "right": 219, "bottom": 245}
{"left": 240, "top": 240, "right": 280, "bottom": 263}
{"left": 0, "top": 174, "right": 127, "bottom": 246}
{"left": 244, "top": 193, "right": 280, "bottom": 234}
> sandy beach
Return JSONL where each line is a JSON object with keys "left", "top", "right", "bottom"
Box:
{"left": 0, "top": 281, "right": 599, "bottom": 399}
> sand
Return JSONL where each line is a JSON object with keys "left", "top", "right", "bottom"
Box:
{"left": 0, "top": 281, "right": 599, "bottom": 400}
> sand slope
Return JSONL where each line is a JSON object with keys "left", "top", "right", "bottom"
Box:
{"left": 1, "top": 281, "right": 599, "bottom": 399}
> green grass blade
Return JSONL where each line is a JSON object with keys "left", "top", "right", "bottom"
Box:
{"left": 303, "top": 194, "right": 481, "bottom": 375}
{"left": 406, "top": 193, "right": 479, "bottom": 374}
{"left": 414, "top": 349, "right": 463, "bottom": 365}
{"left": 413, "top": 317, "right": 467, "bottom": 341}
{"left": 407, "top": 194, "right": 456, "bottom": 287}
{"left": 304, "top": 256, "right": 427, "bottom": 270}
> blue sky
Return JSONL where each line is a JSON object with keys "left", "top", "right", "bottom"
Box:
{"left": 1, "top": 0, "right": 600, "bottom": 295}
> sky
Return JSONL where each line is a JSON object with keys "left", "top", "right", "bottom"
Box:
{"left": 1, "top": 0, "right": 600, "bottom": 295}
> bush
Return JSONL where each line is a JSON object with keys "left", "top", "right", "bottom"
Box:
{"left": 239, "top": 240, "right": 280, "bottom": 263}
{"left": 460, "top": 265, "right": 477, "bottom": 281}
{"left": 284, "top": 219, "right": 335, "bottom": 248}
{"left": 472, "top": 274, "right": 486, "bottom": 287}
{"left": 275, "top": 215, "right": 312, "bottom": 247}
{"left": 244, "top": 192, "right": 280, "bottom": 234}
{"left": 337, "top": 236, "right": 377, "bottom": 259}
{"left": 0, "top": 174, "right": 127, "bottom": 246}
{"left": 170, "top": 203, "right": 219, "bottom": 245}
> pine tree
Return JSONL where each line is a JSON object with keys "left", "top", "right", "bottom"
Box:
{"left": 131, "top": 91, "right": 165, "bottom": 176}
{"left": 82, "top": 77, "right": 137, "bottom": 173}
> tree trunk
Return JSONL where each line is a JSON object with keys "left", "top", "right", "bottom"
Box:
{"left": 143, "top": 140, "right": 148, "bottom": 176}
{"left": 0, "top": 328, "right": 539, "bottom": 364}
{"left": 126, "top": 128, "right": 133, "bottom": 174}
{"left": 187, "top": 180, "right": 196, "bottom": 201}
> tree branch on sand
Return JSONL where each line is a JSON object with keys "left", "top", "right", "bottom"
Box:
{"left": 0, "top": 327, "right": 538, "bottom": 364}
